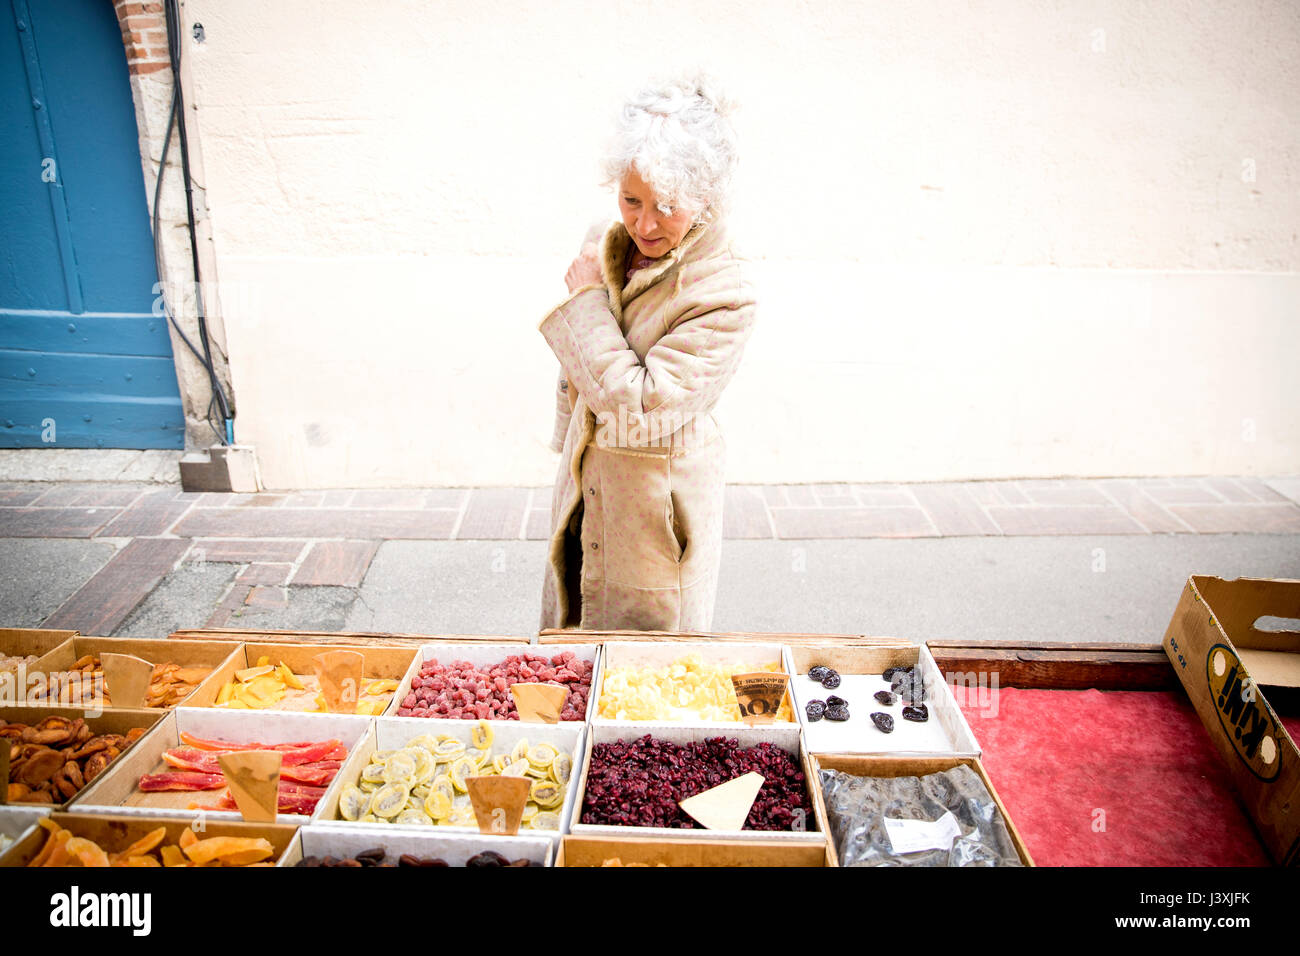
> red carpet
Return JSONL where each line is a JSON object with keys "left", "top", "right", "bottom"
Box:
{"left": 959, "top": 687, "right": 1300, "bottom": 867}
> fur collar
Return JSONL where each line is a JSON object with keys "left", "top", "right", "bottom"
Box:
{"left": 598, "top": 217, "right": 726, "bottom": 324}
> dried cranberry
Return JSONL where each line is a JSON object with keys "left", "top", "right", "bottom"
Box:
{"left": 871, "top": 712, "right": 894, "bottom": 733}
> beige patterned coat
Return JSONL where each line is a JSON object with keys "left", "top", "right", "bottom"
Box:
{"left": 537, "top": 215, "right": 758, "bottom": 632}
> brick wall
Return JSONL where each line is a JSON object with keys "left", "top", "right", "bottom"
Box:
{"left": 113, "top": 0, "right": 169, "bottom": 75}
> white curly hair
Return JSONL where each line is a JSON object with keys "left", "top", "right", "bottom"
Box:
{"left": 599, "top": 70, "right": 740, "bottom": 225}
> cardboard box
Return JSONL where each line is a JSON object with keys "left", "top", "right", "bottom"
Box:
{"left": 812, "top": 754, "right": 1034, "bottom": 867}
{"left": 0, "top": 806, "right": 51, "bottom": 853}
{"left": 571, "top": 723, "right": 825, "bottom": 843}
{"left": 184, "top": 641, "right": 417, "bottom": 715}
{"left": 786, "top": 644, "right": 981, "bottom": 757}
{"left": 1162, "top": 575, "right": 1300, "bottom": 866}
{"left": 170, "top": 627, "right": 531, "bottom": 648}
{"left": 281, "top": 823, "right": 554, "bottom": 866}
{"left": 27, "top": 637, "right": 241, "bottom": 710}
{"left": 71, "top": 707, "right": 370, "bottom": 825}
{"left": 390, "top": 642, "right": 602, "bottom": 723}
{"left": 1, "top": 705, "right": 164, "bottom": 810}
{"left": 0, "top": 811, "right": 298, "bottom": 867}
{"left": 557, "top": 834, "right": 829, "bottom": 867}
{"left": 0, "top": 628, "right": 77, "bottom": 662}
{"left": 316, "top": 716, "right": 585, "bottom": 839}
{"left": 595, "top": 640, "right": 795, "bottom": 727}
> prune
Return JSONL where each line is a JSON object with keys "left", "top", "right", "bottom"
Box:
{"left": 871, "top": 712, "right": 895, "bottom": 733}
{"left": 808, "top": 665, "right": 832, "bottom": 683}
{"left": 825, "top": 703, "right": 850, "bottom": 721}
{"left": 902, "top": 704, "right": 929, "bottom": 722}
{"left": 467, "top": 851, "right": 510, "bottom": 867}
{"left": 873, "top": 691, "right": 898, "bottom": 706}
{"left": 820, "top": 669, "right": 842, "bottom": 689}
{"left": 825, "top": 695, "right": 847, "bottom": 708}
{"left": 805, "top": 699, "right": 827, "bottom": 722}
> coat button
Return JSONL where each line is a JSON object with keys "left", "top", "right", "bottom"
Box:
{"left": 588, "top": 487, "right": 595, "bottom": 495}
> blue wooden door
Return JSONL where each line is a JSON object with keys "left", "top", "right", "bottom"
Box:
{"left": 0, "top": 0, "right": 185, "bottom": 449}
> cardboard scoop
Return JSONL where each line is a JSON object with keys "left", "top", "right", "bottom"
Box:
{"left": 101, "top": 652, "right": 154, "bottom": 709}
{"left": 312, "top": 650, "right": 364, "bottom": 713}
{"left": 510, "top": 682, "right": 569, "bottom": 723}
{"left": 731, "top": 672, "right": 790, "bottom": 725}
{"left": 466, "top": 775, "right": 531, "bottom": 835}
{"left": 218, "top": 750, "right": 282, "bottom": 823}
{"left": 678, "top": 771, "right": 765, "bottom": 831}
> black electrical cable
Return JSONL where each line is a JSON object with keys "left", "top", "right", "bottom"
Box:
{"left": 151, "top": 0, "right": 231, "bottom": 446}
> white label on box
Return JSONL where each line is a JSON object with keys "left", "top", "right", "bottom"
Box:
{"left": 882, "top": 810, "right": 962, "bottom": 855}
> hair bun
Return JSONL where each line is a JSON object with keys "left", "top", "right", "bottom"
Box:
{"left": 682, "top": 70, "right": 738, "bottom": 119}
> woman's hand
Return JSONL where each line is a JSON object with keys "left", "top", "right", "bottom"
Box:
{"left": 565, "top": 242, "right": 603, "bottom": 292}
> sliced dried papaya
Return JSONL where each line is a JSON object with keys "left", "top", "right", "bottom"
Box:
{"left": 183, "top": 836, "right": 274, "bottom": 866}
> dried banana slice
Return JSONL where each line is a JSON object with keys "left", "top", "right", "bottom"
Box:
{"left": 471, "top": 720, "right": 493, "bottom": 750}
{"left": 370, "top": 783, "right": 410, "bottom": 819}
{"left": 550, "top": 753, "right": 573, "bottom": 785}
{"left": 338, "top": 784, "right": 368, "bottom": 821}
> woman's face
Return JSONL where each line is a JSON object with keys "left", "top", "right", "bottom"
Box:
{"left": 618, "top": 167, "right": 697, "bottom": 259}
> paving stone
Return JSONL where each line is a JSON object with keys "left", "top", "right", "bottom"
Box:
{"left": 292, "top": 541, "right": 380, "bottom": 587}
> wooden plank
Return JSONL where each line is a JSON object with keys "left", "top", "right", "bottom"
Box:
{"left": 168, "top": 628, "right": 529, "bottom": 647}
{"left": 928, "top": 645, "right": 1177, "bottom": 690}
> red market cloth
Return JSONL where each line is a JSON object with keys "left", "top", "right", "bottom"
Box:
{"left": 959, "top": 687, "right": 1300, "bottom": 867}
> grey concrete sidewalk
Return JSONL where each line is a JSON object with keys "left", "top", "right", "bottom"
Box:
{"left": 2, "top": 473, "right": 1297, "bottom": 645}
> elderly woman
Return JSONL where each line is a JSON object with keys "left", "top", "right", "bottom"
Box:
{"left": 538, "top": 72, "right": 758, "bottom": 633}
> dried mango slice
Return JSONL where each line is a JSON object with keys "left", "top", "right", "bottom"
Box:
{"left": 354, "top": 700, "right": 384, "bottom": 716}
{"left": 471, "top": 720, "right": 493, "bottom": 749}
{"left": 119, "top": 827, "right": 167, "bottom": 859}
{"left": 370, "top": 783, "right": 409, "bottom": 818}
{"left": 365, "top": 679, "right": 399, "bottom": 695}
{"left": 160, "top": 845, "right": 186, "bottom": 867}
{"left": 339, "top": 784, "right": 368, "bottom": 821}
{"left": 235, "top": 665, "right": 275, "bottom": 683}
{"left": 179, "top": 829, "right": 199, "bottom": 850}
{"left": 215, "top": 681, "right": 236, "bottom": 705}
{"left": 183, "top": 836, "right": 274, "bottom": 866}
{"left": 277, "top": 663, "right": 305, "bottom": 690}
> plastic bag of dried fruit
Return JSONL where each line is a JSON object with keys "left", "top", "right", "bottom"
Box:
{"left": 819, "top": 765, "right": 1023, "bottom": 867}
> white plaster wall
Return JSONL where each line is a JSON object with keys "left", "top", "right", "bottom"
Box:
{"left": 182, "top": 0, "right": 1300, "bottom": 488}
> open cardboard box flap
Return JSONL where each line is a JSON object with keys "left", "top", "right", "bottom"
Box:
{"left": 1163, "top": 575, "right": 1300, "bottom": 866}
